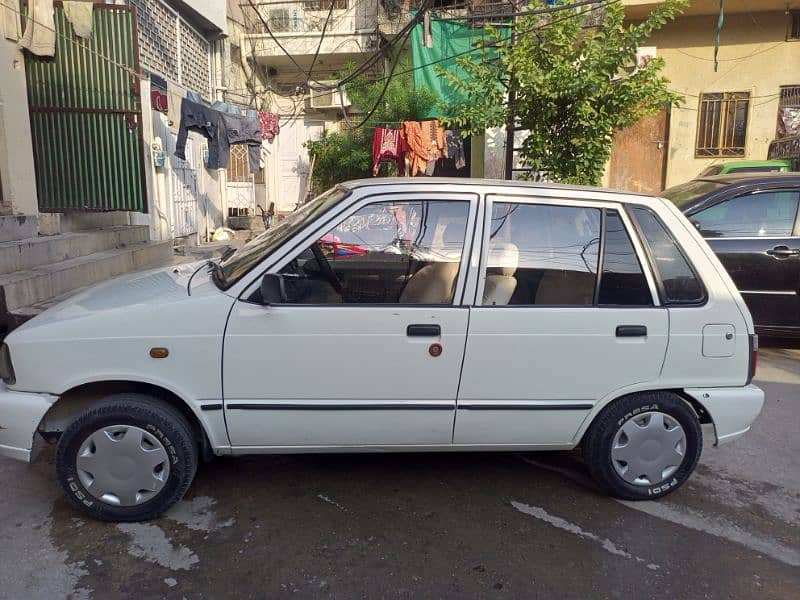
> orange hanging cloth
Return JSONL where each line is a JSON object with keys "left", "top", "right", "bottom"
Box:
{"left": 400, "top": 121, "right": 430, "bottom": 176}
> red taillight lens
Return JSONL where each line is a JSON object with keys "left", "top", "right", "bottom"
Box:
{"left": 748, "top": 334, "right": 758, "bottom": 384}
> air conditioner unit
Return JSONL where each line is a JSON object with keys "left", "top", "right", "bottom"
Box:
{"left": 267, "top": 9, "right": 292, "bottom": 32}
{"left": 306, "top": 89, "right": 351, "bottom": 110}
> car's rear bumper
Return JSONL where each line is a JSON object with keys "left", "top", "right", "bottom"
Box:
{"left": 684, "top": 384, "right": 764, "bottom": 446}
{"left": 0, "top": 383, "right": 57, "bottom": 462}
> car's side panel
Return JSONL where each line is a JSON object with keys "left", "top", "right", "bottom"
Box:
{"left": 455, "top": 307, "right": 669, "bottom": 444}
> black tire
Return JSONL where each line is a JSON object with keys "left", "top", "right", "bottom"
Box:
{"left": 582, "top": 391, "right": 702, "bottom": 500}
{"left": 55, "top": 393, "right": 198, "bottom": 522}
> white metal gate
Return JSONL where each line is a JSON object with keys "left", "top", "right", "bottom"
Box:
{"left": 170, "top": 135, "right": 199, "bottom": 238}
{"left": 226, "top": 145, "right": 256, "bottom": 215}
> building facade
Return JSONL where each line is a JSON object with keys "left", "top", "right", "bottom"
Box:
{"left": 608, "top": 0, "right": 800, "bottom": 193}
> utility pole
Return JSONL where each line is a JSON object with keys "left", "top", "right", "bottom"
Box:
{"left": 503, "top": 0, "right": 520, "bottom": 180}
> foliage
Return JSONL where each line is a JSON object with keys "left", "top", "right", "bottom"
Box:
{"left": 306, "top": 52, "right": 438, "bottom": 191}
{"left": 438, "top": 0, "right": 688, "bottom": 185}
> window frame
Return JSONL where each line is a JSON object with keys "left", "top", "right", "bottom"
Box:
{"left": 695, "top": 91, "right": 751, "bottom": 158}
{"left": 240, "top": 191, "right": 481, "bottom": 307}
{"left": 473, "top": 195, "right": 661, "bottom": 308}
{"left": 626, "top": 205, "right": 708, "bottom": 307}
{"left": 686, "top": 188, "right": 800, "bottom": 240}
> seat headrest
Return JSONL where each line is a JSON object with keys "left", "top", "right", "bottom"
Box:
{"left": 487, "top": 242, "right": 519, "bottom": 276}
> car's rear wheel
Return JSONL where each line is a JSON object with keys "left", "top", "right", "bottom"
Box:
{"left": 55, "top": 394, "right": 198, "bottom": 521}
{"left": 582, "top": 391, "right": 702, "bottom": 500}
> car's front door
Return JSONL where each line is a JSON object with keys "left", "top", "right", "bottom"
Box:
{"left": 222, "top": 193, "right": 478, "bottom": 448}
{"left": 455, "top": 196, "right": 669, "bottom": 446}
{"left": 689, "top": 188, "right": 800, "bottom": 332}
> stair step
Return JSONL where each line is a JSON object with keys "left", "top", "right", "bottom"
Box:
{"left": 0, "top": 240, "right": 173, "bottom": 313}
{"left": 0, "top": 225, "right": 149, "bottom": 276}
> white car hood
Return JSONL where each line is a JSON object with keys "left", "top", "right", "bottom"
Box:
{"left": 14, "top": 260, "right": 220, "bottom": 331}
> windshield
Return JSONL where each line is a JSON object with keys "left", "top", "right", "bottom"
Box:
{"left": 216, "top": 187, "right": 350, "bottom": 287}
{"left": 661, "top": 179, "right": 727, "bottom": 208}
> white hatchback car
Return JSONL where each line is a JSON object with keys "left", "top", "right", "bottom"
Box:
{"left": 0, "top": 179, "right": 763, "bottom": 521}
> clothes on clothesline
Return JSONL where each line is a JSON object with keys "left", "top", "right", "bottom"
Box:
{"left": 445, "top": 129, "right": 466, "bottom": 170}
{"left": 63, "top": 0, "right": 93, "bottom": 39}
{"left": 19, "top": 0, "right": 55, "bottom": 57}
{"left": 175, "top": 96, "right": 263, "bottom": 173}
{"left": 258, "top": 112, "right": 281, "bottom": 141}
{"left": 372, "top": 127, "right": 406, "bottom": 176}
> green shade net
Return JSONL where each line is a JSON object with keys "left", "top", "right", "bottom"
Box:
{"left": 411, "top": 13, "right": 505, "bottom": 119}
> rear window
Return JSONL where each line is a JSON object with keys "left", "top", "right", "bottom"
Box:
{"left": 662, "top": 179, "right": 727, "bottom": 209}
{"left": 630, "top": 207, "right": 706, "bottom": 305}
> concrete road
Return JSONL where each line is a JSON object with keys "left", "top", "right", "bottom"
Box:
{"left": 0, "top": 349, "right": 797, "bottom": 599}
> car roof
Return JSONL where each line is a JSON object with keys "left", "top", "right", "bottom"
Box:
{"left": 339, "top": 177, "right": 654, "bottom": 199}
{"left": 692, "top": 172, "right": 800, "bottom": 186}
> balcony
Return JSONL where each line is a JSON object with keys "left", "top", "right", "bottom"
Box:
{"left": 243, "top": 1, "right": 380, "bottom": 79}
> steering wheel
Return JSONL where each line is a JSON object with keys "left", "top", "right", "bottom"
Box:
{"left": 310, "top": 242, "right": 345, "bottom": 295}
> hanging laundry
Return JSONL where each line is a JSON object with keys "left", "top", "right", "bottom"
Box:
{"left": 400, "top": 121, "right": 430, "bottom": 177}
{"left": 19, "top": 0, "right": 55, "bottom": 57}
{"left": 63, "top": 0, "right": 93, "bottom": 39}
{"left": 422, "top": 120, "right": 447, "bottom": 176}
{"left": 372, "top": 128, "right": 406, "bottom": 176}
{"left": 220, "top": 111, "right": 263, "bottom": 174}
{"left": 445, "top": 129, "right": 466, "bottom": 170}
{"left": 1, "top": 0, "right": 21, "bottom": 41}
{"left": 175, "top": 97, "right": 264, "bottom": 172}
{"left": 258, "top": 112, "right": 281, "bottom": 141}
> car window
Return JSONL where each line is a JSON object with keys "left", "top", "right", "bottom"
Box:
{"left": 690, "top": 190, "right": 800, "bottom": 237}
{"left": 481, "top": 202, "right": 600, "bottom": 305}
{"left": 630, "top": 207, "right": 705, "bottom": 305}
{"left": 279, "top": 200, "right": 470, "bottom": 304}
{"left": 598, "top": 211, "right": 652, "bottom": 306}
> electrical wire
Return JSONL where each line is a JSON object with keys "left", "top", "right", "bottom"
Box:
{"left": 307, "top": 0, "right": 340, "bottom": 86}
{"left": 434, "top": 0, "right": 613, "bottom": 22}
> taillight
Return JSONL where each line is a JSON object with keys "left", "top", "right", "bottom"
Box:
{"left": 747, "top": 334, "right": 758, "bottom": 384}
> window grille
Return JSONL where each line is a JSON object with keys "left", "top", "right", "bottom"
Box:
{"left": 696, "top": 92, "right": 750, "bottom": 157}
{"left": 777, "top": 85, "right": 800, "bottom": 139}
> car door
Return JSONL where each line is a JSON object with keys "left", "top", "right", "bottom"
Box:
{"left": 688, "top": 188, "right": 800, "bottom": 332}
{"left": 222, "top": 192, "right": 478, "bottom": 448}
{"left": 454, "top": 196, "right": 669, "bottom": 446}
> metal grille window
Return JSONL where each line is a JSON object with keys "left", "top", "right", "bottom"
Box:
{"left": 777, "top": 85, "right": 800, "bottom": 138}
{"left": 128, "top": 0, "right": 211, "bottom": 97}
{"left": 304, "top": 0, "right": 347, "bottom": 10}
{"left": 696, "top": 92, "right": 750, "bottom": 157}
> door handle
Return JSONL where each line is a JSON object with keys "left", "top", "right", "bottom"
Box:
{"left": 407, "top": 324, "right": 441, "bottom": 337}
{"left": 616, "top": 325, "right": 647, "bottom": 337}
{"left": 766, "top": 246, "right": 800, "bottom": 258}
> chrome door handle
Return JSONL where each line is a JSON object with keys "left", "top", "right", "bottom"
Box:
{"left": 766, "top": 246, "right": 800, "bottom": 258}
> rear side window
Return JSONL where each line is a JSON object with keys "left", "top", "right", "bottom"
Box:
{"left": 630, "top": 207, "right": 706, "bottom": 305}
{"left": 598, "top": 211, "right": 652, "bottom": 306}
{"left": 690, "top": 190, "right": 800, "bottom": 238}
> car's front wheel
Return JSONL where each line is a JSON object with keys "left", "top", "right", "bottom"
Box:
{"left": 55, "top": 394, "right": 198, "bottom": 521}
{"left": 582, "top": 391, "right": 702, "bottom": 500}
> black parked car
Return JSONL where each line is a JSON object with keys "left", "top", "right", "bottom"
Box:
{"left": 663, "top": 173, "right": 800, "bottom": 337}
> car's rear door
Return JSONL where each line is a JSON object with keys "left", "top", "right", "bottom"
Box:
{"left": 688, "top": 188, "right": 800, "bottom": 333}
{"left": 222, "top": 192, "right": 479, "bottom": 448}
{"left": 454, "top": 195, "right": 669, "bottom": 446}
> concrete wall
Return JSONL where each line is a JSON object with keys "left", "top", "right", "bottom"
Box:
{"left": 644, "top": 10, "right": 800, "bottom": 187}
{"left": 0, "top": 36, "right": 38, "bottom": 220}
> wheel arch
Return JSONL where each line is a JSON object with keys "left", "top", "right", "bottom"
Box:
{"left": 39, "top": 380, "right": 220, "bottom": 460}
{"left": 576, "top": 388, "right": 712, "bottom": 447}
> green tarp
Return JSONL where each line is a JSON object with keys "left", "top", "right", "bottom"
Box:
{"left": 411, "top": 14, "right": 504, "bottom": 119}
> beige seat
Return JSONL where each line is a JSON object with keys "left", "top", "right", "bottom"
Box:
{"left": 534, "top": 270, "right": 596, "bottom": 305}
{"left": 482, "top": 242, "right": 519, "bottom": 305}
{"left": 399, "top": 261, "right": 460, "bottom": 304}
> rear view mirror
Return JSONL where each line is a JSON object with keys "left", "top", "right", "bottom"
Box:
{"left": 260, "top": 273, "right": 287, "bottom": 304}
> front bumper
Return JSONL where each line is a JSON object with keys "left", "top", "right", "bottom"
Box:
{"left": 684, "top": 384, "right": 765, "bottom": 446}
{"left": 0, "top": 383, "right": 57, "bottom": 462}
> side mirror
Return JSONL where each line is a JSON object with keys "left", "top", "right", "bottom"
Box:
{"left": 260, "top": 273, "right": 287, "bottom": 304}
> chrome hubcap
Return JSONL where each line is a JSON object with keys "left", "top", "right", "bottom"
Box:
{"left": 611, "top": 411, "right": 686, "bottom": 486}
{"left": 76, "top": 425, "right": 170, "bottom": 506}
